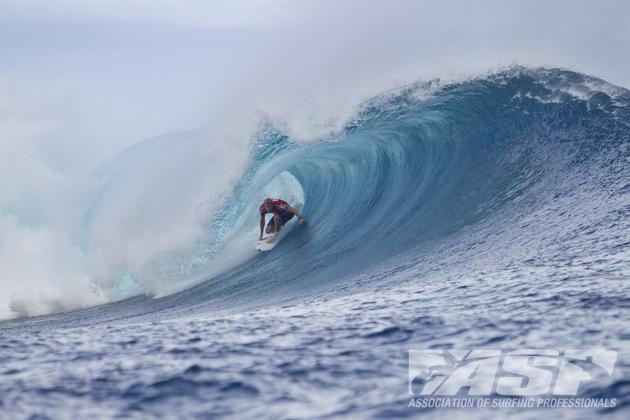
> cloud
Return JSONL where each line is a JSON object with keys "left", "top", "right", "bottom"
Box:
{"left": 0, "top": 0, "right": 298, "bottom": 28}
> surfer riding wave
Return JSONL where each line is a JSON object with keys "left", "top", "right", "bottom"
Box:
{"left": 259, "top": 198, "right": 305, "bottom": 243}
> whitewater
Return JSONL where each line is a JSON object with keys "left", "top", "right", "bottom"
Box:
{"left": 1, "top": 67, "right": 629, "bottom": 418}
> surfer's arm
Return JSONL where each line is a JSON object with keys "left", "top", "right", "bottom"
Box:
{"left": 259, "top": 214, "right": 265, "bottom": 239}
{"left": 287, "top": 205, "right": 304, "bottom": 222}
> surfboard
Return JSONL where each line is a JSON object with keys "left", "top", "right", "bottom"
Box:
{"left": 255, "top": 236, "right": 279, "bottom": 252}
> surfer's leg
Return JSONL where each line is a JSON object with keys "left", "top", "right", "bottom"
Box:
{"left": 265, "top": 214, "right": 281, "bottom": 234}
{"left": 273, "top": 213, "right": 281, "bottom": 233}
{"left": 280, "top": 210, "right": 294, "bottom": 225}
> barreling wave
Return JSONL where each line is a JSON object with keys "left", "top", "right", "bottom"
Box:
{"left": 124, "top": 66, "right": 629, "bottom": 313}
{"left": 3, "top": 66, "right": 630, "bottom": 319}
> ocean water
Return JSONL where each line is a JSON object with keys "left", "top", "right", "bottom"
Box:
{"left": 1, "top": 67, "right": 629, "bottom": 418}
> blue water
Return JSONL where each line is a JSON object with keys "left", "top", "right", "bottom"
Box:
{"left": 1, "top": 67, "right": 629, "bottom": 418}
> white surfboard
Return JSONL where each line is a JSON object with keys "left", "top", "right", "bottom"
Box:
{"left": 255, "top": 235, "right": 280, "bottom": 252}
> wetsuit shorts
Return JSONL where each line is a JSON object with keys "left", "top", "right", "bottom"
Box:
{"left": 267, "top": 210, "right": 294, "bottom": 227}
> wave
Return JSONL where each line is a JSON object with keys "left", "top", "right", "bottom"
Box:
{"left": 2, "top": 66, "right": 629, "bottom": 319}
{"left": 179, "top": 66, "right": 629, "bottom": 309}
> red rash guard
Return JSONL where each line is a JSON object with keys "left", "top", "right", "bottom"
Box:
{"left": 259, "top": 199, "right": 288, "bottom": 216}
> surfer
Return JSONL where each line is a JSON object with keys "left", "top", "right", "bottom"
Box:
{"left": 259, "top": 197, "right": 304, "bottom": 242}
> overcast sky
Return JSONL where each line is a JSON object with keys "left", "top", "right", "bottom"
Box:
{"left": 1, "top": 0, "right": 629, "bottom": 169}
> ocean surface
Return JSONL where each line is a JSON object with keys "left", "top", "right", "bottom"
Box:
{"left": 1, "top": 67, "right": 629, "bottom": 419}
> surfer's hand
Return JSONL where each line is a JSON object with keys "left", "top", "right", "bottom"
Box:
{"left": 298, "top": 216, "right": 305, "bottom": 224}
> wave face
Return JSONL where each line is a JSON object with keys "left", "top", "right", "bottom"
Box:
{"left": 180, "top": 67, "right": 630, "bottom": 311}
{"left": 2, "top": 68, "right": 630, "bottom": 418}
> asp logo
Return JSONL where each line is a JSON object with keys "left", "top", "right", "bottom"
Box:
{"left": 409, "top": 349, "right": 617, "bottom": 396}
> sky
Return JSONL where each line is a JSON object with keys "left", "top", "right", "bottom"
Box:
{"left": 1, "top": 0, "right": 629, "bottom": 169}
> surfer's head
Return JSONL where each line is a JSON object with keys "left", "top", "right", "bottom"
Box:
{"left": 263, "top": 198, "right": 274, "bottom": 212}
